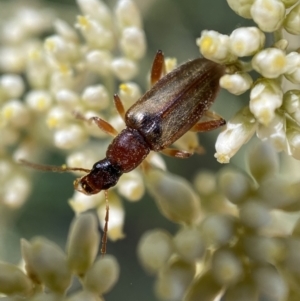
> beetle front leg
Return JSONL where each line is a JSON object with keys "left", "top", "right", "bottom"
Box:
{"left": 113, "top": 94, "right": 126, "bottom": 122}
{"left": 150, "top": 50, "right": 166, "bottom": 86}
{"left": 190, "top": 111, "right": 226, "bottom": 132}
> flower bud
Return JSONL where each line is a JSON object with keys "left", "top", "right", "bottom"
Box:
{"left": 218, "top": 168, "right": 253, "bottom": 204}
{"left": 220, "top": 72, "right": 252, "bottom": 95}
{"left": 286, "top": 126, "right": 300, "bottom": 159}
{"left": 284, "top": 52, "right": 300, "bottom": 84}
{"left": 145, "top": 169, "right": 201, "bottom": 224}
{"left": 120, "top": 27, "right": 146, "bottom": 60}
{"left": 54, "top": 19, "right": 79, "bottom": 43}
{"left": 252, "top": 48, "right": 287, "bottom": 78}
{"left": 66, "top": 213, "right": 100, "bottom": 276}
{"left": 85, "top": 50, "right": 112, "bottom": 76}
{"left": 137, "top": 229, "right": 174, "bottom": 273}
{"left": 155, "top": 259, "right": 195, "bottom": 300}
{"left": 229, "top": 27, "right": 265, "bottom": 57}
{"left": 250, "top": 79, "right": 283, "bottom": 126}
{"left": 54, "top": 124, "right": 87, "bottom": 149}
{"left": 239, "top": 199, "right": 271, "bottom": 228}
{"left": 21, "top": 237, "right": 71, "bottom": 293}
{"left": 76, "top": 0, "right": 112, "bottom": 28}
{"left": 223, "top": 280, "right": 258, "bottom": 301}
{"left": 117, "top": 170, "right": 144, "bottom": 201}
{"left": 83, "top": 255, "right": 120, "bottom": 294}
{"left": 201, "top": 214, "right": 235, "bottom": 247}
{"left": 250, "top": 0, "right": 285, "bottom": 32}
{"left": 215, "top": 107, "right": 257, "bottom": 163}
{"left": 211, "top": 249, "right": 243, "bottom": 285}
{"left": 226, "top": 0, "right": 254, "bottom": 19}
{"left": 0, "top": 262, "right": 32, "bottom": 296}
{"left": 117, "top": 82, "right": 141, "bottom": 109}
{"left": 111, "top": 57, "right": 137, "bottom": 81}
{"left": 244, "top": 235, "right": 286, "bottom": 264}
{"left": 115, "top": 0, "right": 142, "bottom": 30}
{"left": 173, "top": 227, "right": 205, "bottom": 262}
{"left": 284, "top": 4, "right": 300, "bottom": 35}
{"left": 25, "top": 90, "right": 52, "bottom": 112}
{"left": 197, "top": 30, "right": 236, "bottom": 63}
{"left": 81, "top": 85, "right": 109, "bottom": 110}
{"left": 253, "top": 265, "right": 287, "bottom": 300}
{"left": 247, "top": 141, "right": 279, "bottom": 183}
{"left": 46, "top": 106, "right": 70, "bottom": 129}
{"left": 1, "top": 100, "right": 30, "bottom": 128}
{"left": 0, "top": 74, "right": 25, "bottom": 100}
{"left": 184, "top": 271, "right": 222, "bottom": 301}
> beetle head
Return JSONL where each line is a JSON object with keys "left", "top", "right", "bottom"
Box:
{"left": 74, "top": 158, "right": 122, "bottom": 195}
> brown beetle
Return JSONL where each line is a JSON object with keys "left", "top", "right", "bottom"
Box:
{"left": 73, "top": 51, "right": 225, "bottom": 195}
{"left": 21, "top": 51, "right": 225, "bottom": 253}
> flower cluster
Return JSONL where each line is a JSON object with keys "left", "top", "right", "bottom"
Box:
{"left": 0, "top": 213, "right": 119, "bottom": 299}
{"left": 196, "top": 0, "right": 300, "bottom": 163}
{"left": 0, "top": 0, "right": 147, "bottom": 210}
{"left": 138, "top": 142, "right": 300, "bottom": 301}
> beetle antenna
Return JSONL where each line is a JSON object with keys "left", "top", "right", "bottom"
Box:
{"left": 101, "top": 190, "right": 109, "bottom": 256}
{"left": 19, "top": 159, "right": 91, "bottom": 173}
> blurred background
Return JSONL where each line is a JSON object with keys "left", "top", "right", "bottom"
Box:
{"left": 0, "top": 0, "right": 255, "bottom": 300}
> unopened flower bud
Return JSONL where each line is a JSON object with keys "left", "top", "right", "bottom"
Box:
{"left": 250, "top": 79, "right": 283, "bottom": 126}
{"left": 0, "top": 262, "right": 32, "bottom": 296}
{"left": 85, "top": 50, "right": 112, "bottom": 76}
{"left": 81, "top": 85, "right": 109, "bottom": 110}
{"left": 54, "top": 19, "right": 79, "bottom": 43}
{"left": 211, "top": 249, "right": 243, "bottom": 285}
{"left": 284, "top": 4, "right": 300, "bottom": 34}
{"left": 25, "top": 90, "right": 52, "bottom": 112}
{"left": 220, "top": 72, "right": 253, "bottom": 95}
{"left": 0, "top": 74, "right": 25, "bottom": 99}
{"left": 21, "top": 238, "right": 71, "bottom": 293}
{"left": 250, "top": 0, "right": 285, "bottom": 32}
{"left": 120, "top": 27, "right": 146, "bottom": 60}
{"left": 1, "top": 100, "right": 30, "bottom": 128}
{"left": 54, "top": 124, "right": 87, "bottom": 149}
{"left": 155, "top": 259, "right": 195, "bottom": 301}
{"left": 226, "top": 0, "right": 254, "bottom": 19}
{"left": 111, "top": 57, "right": 138, "bottom": 81}
{"left": 197, "top": 30, "right": 237, "bottom": 63}
{"left": 145, "top": 169, "right": 201, "bottom": 224}
{"left": 230, "top": 27, "right": 265, "bottom": 56}
{"left": 252, "top": 48, "right": 287, "bottom": 78}
{"left": 83, "top": 255, "right": 120, "bottom": 294}
{"left": 285, "top": 52, "right": 300, "bottom": 84}
{"left": 173, "top": 227, "right": 205, "bottom": 262}
{"left": 66, "top": 213, "right": 100, "bottom": 276}
{"left": 218, "top": 168, "right": 253, "bottom": 204}
{"left": 247, "top": 141, "right": 279, "bottom": 183}
{"left": 137, "top": 229, "right": 174, "bottom": 273}
{"left": 184, "top": 271, "right": 222, "bottom": 301}
{"left": 118, "top": 82, "right": 141, "bottom": 109}
{"left": 215, "top": 107, "right": 257, "bottom": 163}
{"left": 115, "top": 0, "right": 142, "bottom": 30}
{"left": 201, "top": 214, "right": 235, "bottom": 247}
{"left": 253, "top": 265, "right": 287, "bottom": 300}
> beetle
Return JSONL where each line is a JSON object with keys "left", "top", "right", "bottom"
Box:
{"left": 74, "top": 50, "right": 225, "bottom": 195}
{"left": 21, "top": 50, "right": 225, "bottom": 253}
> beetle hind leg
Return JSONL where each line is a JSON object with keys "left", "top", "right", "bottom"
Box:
{"left": 190, "top": 111, "right": 226, "bottom": 132}
{"left": 160, "top": 148, "right": 193, "bottom": 158}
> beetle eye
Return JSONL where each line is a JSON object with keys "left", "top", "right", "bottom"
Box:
{"left": 74, "top": 176, "right": 100, "bottom": 195}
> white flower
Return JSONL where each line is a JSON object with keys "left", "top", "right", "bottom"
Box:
{"left": 252, "top": 48, "right": 287, "bottom": 78}
{"left": 215, "top": 107, "right": 257, "bottom": 163}
{"left": 229, "top": 27, "right": 265, "bottom": 57}
{"left": 197, "top": 30, "right": 237, "bottom": 63}
{"left": 220, "top": 73, "right": 253, "bottom": 95}
{"left": 249, "top": 79, "right": 283, "bottom": 126}
{"left": 81, "top": 85, "right": 110, "bottom": 110}
{"left": 250, "top": 0, "right": 285, "bottom": 32}
{"left": 111, "top": 57, "right": 137, "bottom": 81}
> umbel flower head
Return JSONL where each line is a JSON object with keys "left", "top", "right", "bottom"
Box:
{"left": 197, "top": 0, "right": 300, "bottom": 163}
{"left": 0, "top": 213, "right": 120, "bottom": 299}
{"left": 139, "top": 142, "right": 300, "bottom": 301}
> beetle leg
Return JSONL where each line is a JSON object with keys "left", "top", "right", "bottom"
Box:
{"left": 160, "top": 148, "right": 193, "bottom": 158}
{"left": 190, "top": 111, "right": 226, "bottom": 132}
{"left": 101, "top": 190, "right": 109, "bottom": 256}
{"left": 89, "top": 117, "right": 119, "bottom": 137}
{"left": 113, "top": 94, "right": 126, "bottom": 121}
{"left": 151, "top": 50, "right": 166, "bottom": 86}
